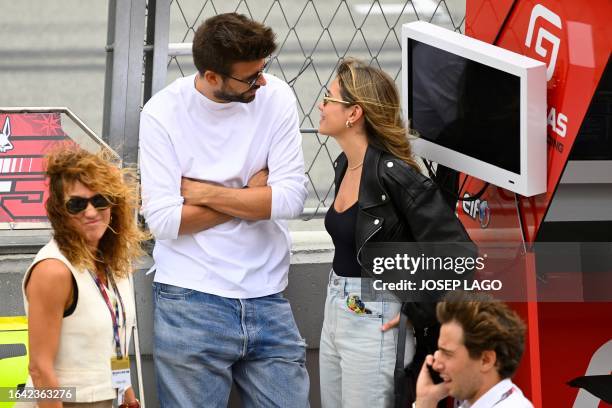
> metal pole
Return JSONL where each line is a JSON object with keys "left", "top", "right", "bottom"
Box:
{"left": 123, "top": 0, "right": 147, "bottom": 166}
{"left": 102, "top": 2, "right": 147, "bottom": 404}
{"left": 102, "top": 0, "right": 146, "bottom": 166}
{"left": 144, "top": 0, "right": 171, "bottom": 102}
{"left": 103, "top": 0, "right": 128, "bottom": 151}
{"left": 143, "top": 0, "right": 156, "bottom": 103}
{"left": 102, "top": 0, "right": 117, "bottom": 147}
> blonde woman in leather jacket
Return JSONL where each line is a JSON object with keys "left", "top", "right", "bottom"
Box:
{"left": 317, "top": 59, "right": 471, "bottom": 408}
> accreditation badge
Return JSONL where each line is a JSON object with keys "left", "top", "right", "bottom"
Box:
{"left": 111, "top": 356, "right": 131, "bottom": 389}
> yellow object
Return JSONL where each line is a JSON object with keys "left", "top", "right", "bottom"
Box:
{"left": 0, "top": 317, "right": 27, "bottom": 331}
{"left": 0, "top": 316, "right": 29, "bottom": 408}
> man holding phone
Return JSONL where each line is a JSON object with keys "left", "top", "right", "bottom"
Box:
{"left": 414, "top": 291, "right": 533, "bottom": 407}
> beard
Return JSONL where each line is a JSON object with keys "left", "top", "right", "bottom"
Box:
{"left": 214, "top": 84, "right": 260, "bottom": 103}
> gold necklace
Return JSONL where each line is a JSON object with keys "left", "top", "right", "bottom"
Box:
{"left": 348, "top": 162, "right": 363, "bottom": 171}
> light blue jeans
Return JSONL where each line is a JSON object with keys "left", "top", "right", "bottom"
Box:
{"left": 319, "top": 271, "right": 415, "bottom": 408}
{"left": 153, "top": 282, "right": 310, "bottom": 408}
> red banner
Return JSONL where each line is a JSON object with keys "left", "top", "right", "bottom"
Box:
{"left": 462, "top": 0, "right": 611, "bottom": 242}
{"left": 0, "top": 113, "right": 69, "bottom": 224}
{"left": 464, "top": 1, "right": 612, "bottom": 406}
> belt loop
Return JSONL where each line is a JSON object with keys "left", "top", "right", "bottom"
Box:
{"left": 335, "top": 274, "right": 345, "bottom": 297}
{"left": 362, "top": 278, "right": 376, "bottom": 302}
{"left": 362, "top": 278, "right": 370, "bottom": 300}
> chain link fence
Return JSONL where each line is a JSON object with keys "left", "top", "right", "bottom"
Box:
{"left": 150, "top": 0, "right": 466, "bottom": 216}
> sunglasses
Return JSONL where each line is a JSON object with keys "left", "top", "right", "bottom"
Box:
{"left": 65, "top": 194, "right": 112, "bottom": 215}
{"left": 322, "top": 91, "right": 352, "bottom": 107}
{"left": 224, "top": 60, "right": 270, "bottom": 89}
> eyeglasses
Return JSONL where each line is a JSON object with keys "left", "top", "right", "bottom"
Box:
{"left": 65, "top": 194, "right": 112, "bottom": 215}
{"left": 224, "top": 60, "right": 269, "bottom": 89}
{"left": 322, "top": 91, "right": 352, "bottom": 107}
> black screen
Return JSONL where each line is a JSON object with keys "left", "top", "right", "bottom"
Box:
{"left": 408, "top": 39, "right": 521, "bottom": 174}
{"left": 570, "top": 56, "right": 611, "bottom": 160}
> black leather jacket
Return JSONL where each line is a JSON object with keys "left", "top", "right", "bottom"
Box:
{"left": 334, "top": 144, "right": 474, "bottom": 405}
{"left": 333, "top": 144, "right": 472, "bottom": 266}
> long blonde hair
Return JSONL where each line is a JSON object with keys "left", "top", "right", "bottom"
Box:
{"left": 45, "top": 145, "right": 148, "bottom": 278}
{"left": 336, "top": 58, "right": 419, "bottom": 170}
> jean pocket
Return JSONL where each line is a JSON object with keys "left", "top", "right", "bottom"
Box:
{"left": 343, "top": 295, "right": 384, "bottom": 319}
{"left": 156, "top": 283, "right": 195, "bottom": 300}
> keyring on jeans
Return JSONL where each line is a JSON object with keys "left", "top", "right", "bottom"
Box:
{"left": 347, "top": 295, "right": 372, "bottom": 315}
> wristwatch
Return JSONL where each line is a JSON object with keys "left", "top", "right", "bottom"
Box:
{"left": 119, "top": 399, "right": 140, "bottom": 408}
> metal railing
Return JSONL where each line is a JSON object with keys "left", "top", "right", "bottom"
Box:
{"left": 1, "top": 107, "right": 117, "bottom": 160}
{"left": 0, "top": 107, "right": 118, "bottom": 231}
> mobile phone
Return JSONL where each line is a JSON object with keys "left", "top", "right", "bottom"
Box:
{"left": 427, "top": 363, "right": 443, "bottom": 384}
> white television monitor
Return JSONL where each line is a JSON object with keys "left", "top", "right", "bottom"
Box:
{"left": 401, "top": 21, "right": 547, "bottom": 197}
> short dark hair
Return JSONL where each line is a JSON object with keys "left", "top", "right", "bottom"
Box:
{"left": 192, "top": 13, "right": 277, "bottom": 76}
{"left": 436, "top": 291, "right": 526, "bottom": 379}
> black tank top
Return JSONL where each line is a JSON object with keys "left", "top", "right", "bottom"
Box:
{"left": 324, "top": 201, "right": 362, "bottom": 277}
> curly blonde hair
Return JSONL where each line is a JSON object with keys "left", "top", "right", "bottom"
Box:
{"left": 45, "top": 145, "right": 148, "bottom": 278}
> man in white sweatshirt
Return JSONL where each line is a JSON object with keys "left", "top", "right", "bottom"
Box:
{"left": 414, "top": 291, "right": 533, "bottom": 408}
{"left": 139, "top": 12, "right": 309, "bottom": 408}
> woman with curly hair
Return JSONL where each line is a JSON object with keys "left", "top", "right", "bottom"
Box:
{"left": 18, "top": 147, "right": 147, "bottom": 408}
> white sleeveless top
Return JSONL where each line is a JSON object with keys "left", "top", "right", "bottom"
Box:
{"left": 21, "top": 239, "right": 136, "bottom": 403}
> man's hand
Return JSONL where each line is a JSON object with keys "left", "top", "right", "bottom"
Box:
{"left": 415, "top": 355, "right": 449, "bottom": 408}
{"left": 248, "top": 168, "right": 269, "bottom": 188}
{"left": 181, "top": 175, "right": 272, "bottom": 220}
{"left": 181, "top": 177, "right": 215, "bottom": 206}
{"left": 181, "top": 169, "right": 269, "bottom": 205}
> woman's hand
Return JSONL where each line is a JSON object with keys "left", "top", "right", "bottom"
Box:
{"left": 381, "top": 313, "right": 400, "bottom": 332}
{"left": 120, "top": 386, "right": 139, "bottom": 407}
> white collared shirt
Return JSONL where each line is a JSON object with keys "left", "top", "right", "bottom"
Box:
{"left": 139, "top": 73, "right": 308, "bottom": 298}
{"left": 458, "top": 379, "right": 534, "bottom": 408}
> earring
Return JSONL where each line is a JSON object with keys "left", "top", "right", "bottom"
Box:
{"left": 345, "top": 120, "right": 353, "bottom": 128}
{"left": 107, "top": 215, "right": 118, "bottom": 235}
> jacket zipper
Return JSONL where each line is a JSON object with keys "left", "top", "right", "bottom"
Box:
{"left": 356, "top": 224, "right": 382, "bottom": 270}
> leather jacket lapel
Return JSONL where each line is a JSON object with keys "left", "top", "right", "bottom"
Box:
{"left": 358, "top": 145, "right": 388, "bottom": 210}
{"left": 356, "top": 146, "right": 390, "bottom": 260}
{"left": 332, "top": 145, "right": 393, "bottom": 266}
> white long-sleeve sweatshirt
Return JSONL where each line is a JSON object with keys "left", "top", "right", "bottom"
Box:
{"left": 139, "top": 73, "right": 308, "bottom": 298}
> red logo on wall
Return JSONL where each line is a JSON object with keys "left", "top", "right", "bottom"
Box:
{"left": 0, "top": 113, "right": 70, "bottom": 224}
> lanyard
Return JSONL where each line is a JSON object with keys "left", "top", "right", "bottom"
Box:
{"left": 460, "top": 386, "right": 515, "bottom": 407}
{"left": 90, "top": 269, "right": 127, "bottom": 359}
{"left": 492, "top": 387, "right": 515, "bottom": 406}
